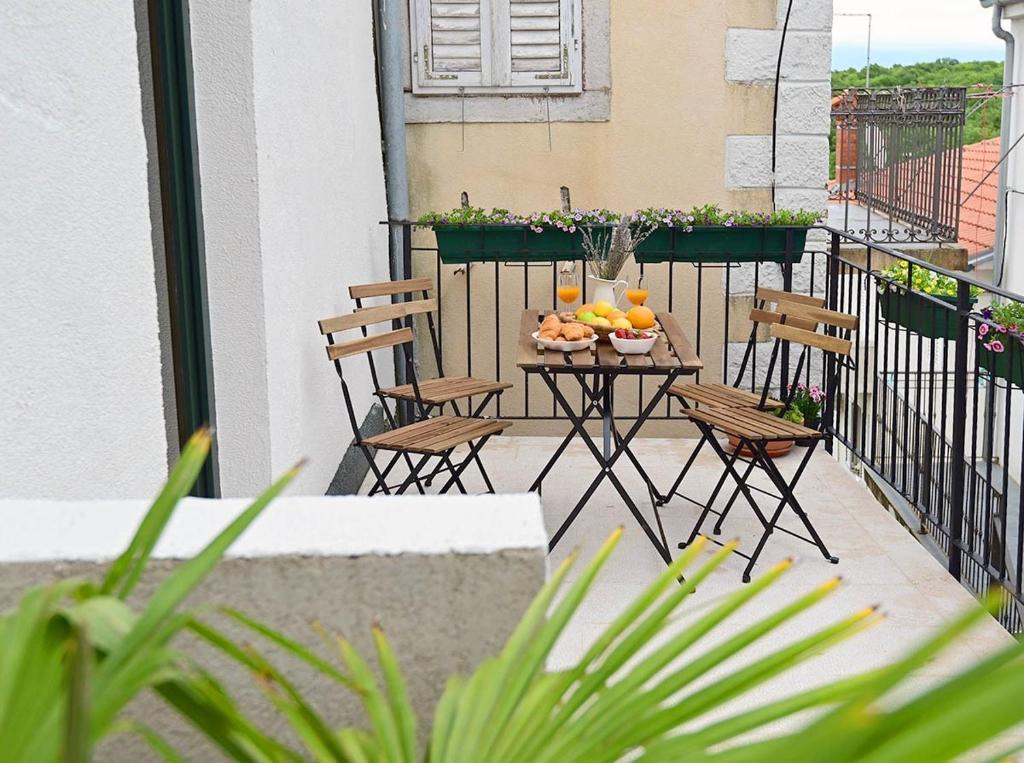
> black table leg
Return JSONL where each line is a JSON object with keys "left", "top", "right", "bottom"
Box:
{"left": 536, "top": 368, "right": 681, "bottom": 565}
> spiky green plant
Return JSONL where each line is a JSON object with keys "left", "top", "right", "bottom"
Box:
{"left": 4, "top": 435, "right": 1024, "bottom": 762}
{"left": 0, "top": 429, "right": 301, "bottom": 761}
{"left": 189, "top": 531, "right": 1024, "bottom": 762}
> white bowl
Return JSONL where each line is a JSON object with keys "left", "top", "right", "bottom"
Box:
{"left": 532, "top": 331, "right": 598, "bottom": 352}
{"left": 609, "top": 331, "right": 658, "bottom": 355}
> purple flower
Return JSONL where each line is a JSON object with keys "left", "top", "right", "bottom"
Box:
{"left": 982, "top": 307, "right": 994, "bottom": 320}
{"left": 986, "top": 339, "right": 1006, "bottom": 353}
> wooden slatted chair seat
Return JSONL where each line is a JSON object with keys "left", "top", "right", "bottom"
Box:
{"left": 668, "top": 382, "right": 785, "bottom": 410}
{"left": 380, "top": 376, "right": 512, "bottom": 405}
{"left": 683, "top": 406, "right": 822, "bottom": 442}
{"left": 362, "top": 415, "right": 512, "bottom": 455}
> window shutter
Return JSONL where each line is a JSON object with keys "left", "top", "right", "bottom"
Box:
{"left": 412, "top": 0, "right": 487, "bottom": 90}
{"left": 508, "top": 0, "right": 579, "bottom": 89}
{"left": 410, "top": 0, "right": 580, "bottom": 94}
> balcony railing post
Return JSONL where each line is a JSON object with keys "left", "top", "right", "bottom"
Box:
{"left": 824, "top": 231, "right": 841, "bottom": 455}
{"left": 947, "top": 279, "right": 972, "bottom": 581}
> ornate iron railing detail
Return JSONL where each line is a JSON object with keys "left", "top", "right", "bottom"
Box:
{"left": 831, "top": 87, "right": 966, "bottom": 244}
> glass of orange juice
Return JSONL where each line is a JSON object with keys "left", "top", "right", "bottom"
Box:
{"left": 557, "top": 268, "right": 580, "bottom": 305}
{"left": 626, "top": 274, "right": 648, "bottom": 306}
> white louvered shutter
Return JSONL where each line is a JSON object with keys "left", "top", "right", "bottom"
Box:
{"left": 411, "top": 0, "right": 580, "bottom": 93}
{"left": 507, "top": 0, "right": 577, "bottom": 88}
{"left": 412, "top": 0, "right": 487, "bottom": 90}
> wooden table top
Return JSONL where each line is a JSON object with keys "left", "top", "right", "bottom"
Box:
{"left": 516, "top": 310, "right": 703, "bottom": 374}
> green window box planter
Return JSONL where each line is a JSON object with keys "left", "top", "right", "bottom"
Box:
{"left": 432, "top": 225, "right": 610, "bottom": 264}
{"left": 633, "top": 227, "right": 808, "bottom": 264}
{"left": 877, "top": 289, "right": 975, "bottom": 340}
{"left": 977, "top": 337, "right": 1024, "bottom": 388}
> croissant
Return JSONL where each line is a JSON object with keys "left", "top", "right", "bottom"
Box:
{"left": 561, "top": 324, "right": 585, "bottom": 341}
{"left": 539, "top": 329, "right": 560, "bottom": 341}
{"left": 579, "top": 325, "right": 595, "bottom": 338}
{"left": 540, "top": 314, "right": 561, "bottom": 333}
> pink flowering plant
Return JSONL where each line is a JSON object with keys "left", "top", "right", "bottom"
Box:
{"left": 631, "top": 204, "right": 822, "bottom": 231}
{"left": 978, "top": 301, "right": 1024, "bottom": 354}
{"left": 418, "top": 206, "right": 620, "bottom": 233}
{"left": 789, "top": 382, "right": 825, "bottom": 422}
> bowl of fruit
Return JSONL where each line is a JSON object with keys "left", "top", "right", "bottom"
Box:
{"left": 567, "top": 301, "right": 637, "bottom": 342}
{"left": 609, "top": 328, "right": 659, "bottom": 355}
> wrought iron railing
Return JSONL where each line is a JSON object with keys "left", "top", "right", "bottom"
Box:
{"left": 831, "top": 87, "right": 966, "bottom": 244}
{"left": 390, "top": 221, "right": 1024, "bottom": 632}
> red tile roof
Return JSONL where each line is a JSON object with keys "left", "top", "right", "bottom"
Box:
{"left": 958, "top": 137, "right": 1000, "bottom": 258}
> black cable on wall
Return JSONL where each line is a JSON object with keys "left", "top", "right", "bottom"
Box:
{"left": 771, "top": 0, "right": 796, "bottom": 211}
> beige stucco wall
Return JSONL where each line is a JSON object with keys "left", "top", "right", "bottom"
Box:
{"left": 404, "top": 0, "right": 830, "bottom": 436}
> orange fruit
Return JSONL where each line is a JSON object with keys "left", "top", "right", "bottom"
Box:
{"left": 575, "top": 303, "right": 595, "bottom": 318}
{"left": 607, "top": 309, "right": 627, "bottom": 321}
{"left": 626, "top": 306, "right": 656, "bottom": 330}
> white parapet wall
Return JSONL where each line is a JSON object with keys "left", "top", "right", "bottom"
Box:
{"left": 0, "top": 493, "right": 548, "bottom": 759}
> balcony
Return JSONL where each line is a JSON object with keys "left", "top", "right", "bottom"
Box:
{"left": 361, "top": 435, "right": 1016, "bottom": 696}
{"left": 380, "top": 220, "right": 1024, "bottom": 636}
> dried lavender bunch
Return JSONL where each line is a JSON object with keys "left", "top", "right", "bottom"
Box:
{"left": 581, "top": 217, "right": 655, "bottom": 280}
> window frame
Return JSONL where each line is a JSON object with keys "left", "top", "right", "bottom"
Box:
{"left": 409, "top": 0, "right": 582, "bottom": 96}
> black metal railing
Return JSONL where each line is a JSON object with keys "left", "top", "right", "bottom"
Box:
{"left": 831, "top": 87, "right": 966, "bottom": 243}
{"left": 391, "top": 221, "right": 1024, "bottom": 632}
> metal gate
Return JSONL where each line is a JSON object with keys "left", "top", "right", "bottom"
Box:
{"left": 831, "top": 87, "right": 966, "bottom": 244}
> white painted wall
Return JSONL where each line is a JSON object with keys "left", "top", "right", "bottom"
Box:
{"left": 252, "top": 0, "right": 392, "bottom": 493}
{"left": 1003, "top": 8, "right": 1024, "bottom": 297}
{"left": 0, "top": 1, "right": 170, "bottom": 498}
{"left": 191, "top": 0, "right": 391, "bottom": 496}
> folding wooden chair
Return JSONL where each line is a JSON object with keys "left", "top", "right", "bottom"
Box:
{"left": 656, "top": 288, "right": 824, "bottom": 507}
{"left": 319, "top": 305, "right": 511, "bottom": 496}
{"left": 678, "top": 304, "right": 859, "bottom": 582}
{"left": 347, "top": 277, "right": 512, "bottom": 491}
{"left": 349, "top": 278, "right": 512, "bottom": 419}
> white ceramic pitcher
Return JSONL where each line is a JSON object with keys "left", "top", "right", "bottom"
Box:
{"left": 588, "top": 276, "right": 628, "bottom": 308}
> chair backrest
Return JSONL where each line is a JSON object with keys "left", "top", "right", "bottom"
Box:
{"left": 319, "top": 305, "right": 424, "bottom": 439}
{"left": 749, "top": 288, "right": 824, "bottom": 332}
{"left": 732, "top": 289, "right": 825, "bottom": 387}
{"left": 761, "top": 310, "right": 859, "bottom": 421}
{"left": 769, "top": 322, "right": 853, "bottom": 358}
{"left": 768, "top": 301, "right": 859, "bottom": 332}
{"left": 349, "top": 277, "right": 434, "bottom": 301}
{"left": 348, "top": 278, "right": 444, "bottom": 378}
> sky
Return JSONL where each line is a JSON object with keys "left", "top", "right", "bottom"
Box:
{"left": 832, "top": 0, "right": 1005, "bottom": 70}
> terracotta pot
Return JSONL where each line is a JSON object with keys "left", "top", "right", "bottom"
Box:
{"left": 727, "top": 435, "right": 794, "bottom": 458}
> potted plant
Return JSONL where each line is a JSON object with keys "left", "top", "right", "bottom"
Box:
{"left": 631, "top": 205, "right": 821, "bottom": 264}
{"left": 877, "top": 261, "right": 982, "bottom": 340}
{"left": 977, "top": 301, "right": 1024, "bottom": 388}
{"left": 418, "top": 206, "right": 619, "bottom": 264}
{"left": 790, "top": 383, "right": 825, "bottom": 446}
{"left": 727, "top": 404, "right": 803, "bottom": 457}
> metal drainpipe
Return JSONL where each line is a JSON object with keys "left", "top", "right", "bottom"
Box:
{"left": 982, "top": 0, "right": 1016, "bottom": 283}
{"left": 378, "top": 0, "right": 410, "bottom": 389}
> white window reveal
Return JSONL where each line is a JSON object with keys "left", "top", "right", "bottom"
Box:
{"left": 411, "top": 0, "right": 582, "bottom": 95}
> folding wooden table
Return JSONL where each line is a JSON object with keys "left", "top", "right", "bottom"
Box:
{"left": 517, "top": 310, "right": 703, "bottom": 563}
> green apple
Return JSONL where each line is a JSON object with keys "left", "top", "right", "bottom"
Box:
{"left": 578, "top": 311, "right": 597, "bottom": 322}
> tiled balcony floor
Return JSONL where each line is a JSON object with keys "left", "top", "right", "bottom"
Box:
{"left": 363, "top": 434, "right": 1015, "bottom": 736}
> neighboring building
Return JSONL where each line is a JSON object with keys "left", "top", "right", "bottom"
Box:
{"left": 959, "top": 137, "right": 1001, "bottom": 261}
{"left": 1, "top": 1, "right": 391, "bottom": 499}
